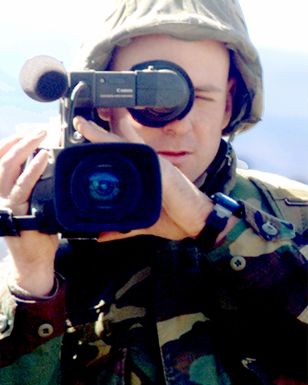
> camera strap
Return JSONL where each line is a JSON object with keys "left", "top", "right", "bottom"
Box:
{"left": 0, "top": 209, "right": 40, "bottom": 236}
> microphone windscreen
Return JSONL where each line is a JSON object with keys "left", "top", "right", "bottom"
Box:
{"left": 19, "top": 55, "right": 68, "bottom": 102}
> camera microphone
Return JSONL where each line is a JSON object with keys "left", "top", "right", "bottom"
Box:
{"left": 19, "top": 55, "right": 68, "bottom": 102}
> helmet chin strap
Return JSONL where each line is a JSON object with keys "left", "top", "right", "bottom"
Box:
{"left": 197, "top": 139, "right": 235, "bottom": 196}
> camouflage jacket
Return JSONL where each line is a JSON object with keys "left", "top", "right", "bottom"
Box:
{"left": 0, "top": 146, "right": 307, "bottom": 385}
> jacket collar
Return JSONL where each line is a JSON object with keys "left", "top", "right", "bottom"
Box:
{"left": 195, "top": 139, "right": 237, "bottom": 196}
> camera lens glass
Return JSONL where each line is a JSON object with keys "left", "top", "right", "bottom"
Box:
{"left": 70, "top": 153, "right": 141, "bottom": 220}
{"left": 88, "top": 169, "right": 121, "bottom": 202}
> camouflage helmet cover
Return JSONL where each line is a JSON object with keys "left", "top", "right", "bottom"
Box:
{"left": 76, "top": 0, "right": 263, "bottom": 135}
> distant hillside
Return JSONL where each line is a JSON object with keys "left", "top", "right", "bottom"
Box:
{"left": 233, "top": 116, "right": 308, "bottom": 184}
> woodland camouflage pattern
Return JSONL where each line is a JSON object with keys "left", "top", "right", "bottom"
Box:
{"left": 0, "top": 143, "right": 307, "bottom": 384}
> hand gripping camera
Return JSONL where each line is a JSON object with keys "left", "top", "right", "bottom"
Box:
{"left": 0, "top": 55, "right": 194, "bottom": 239}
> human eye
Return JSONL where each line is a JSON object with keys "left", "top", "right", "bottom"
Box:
{"left": 194, "top": 91, "right": 215, "bottom": 102}
{"left": 194, "top": 84, "right": 224, "bottom": 103}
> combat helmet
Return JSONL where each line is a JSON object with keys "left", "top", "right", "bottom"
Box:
{"left": 76, "top": 0, "right": 263, "bottom": 135}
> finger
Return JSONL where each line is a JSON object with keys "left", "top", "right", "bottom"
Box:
{"left": 159, "top": 157, "right": 211, "bottom": 236}
{"left": 0, "top": 134, "right": 23, "bottom": 158}
{"left": 73, "top": 115, "right": 144, "bottom": 144}
{"left": 8, "top": 149, "right": 49, "bottom": 213}
{"left": 73, "top": 116, "right": 122, "bottom": 143}
{"left": 2, "top": 130, "right": 47, "bottom": 163}
{"left": 0, "top": 130, "right": 47, "bottom": 196}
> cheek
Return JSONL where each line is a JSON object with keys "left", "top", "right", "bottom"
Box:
{"left": 109, "top": 108, "right": 133, "bottom": 134}
{"left": 192, "top": 99, "right": 227, "bottom": 136}
{"left": 191, "top": 102, "right": 225, "bottom": 160}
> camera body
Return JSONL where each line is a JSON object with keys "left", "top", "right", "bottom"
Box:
{"left": 30, "top": 143, "right": 161, "bottom": 238}
{"left": 19, "top": 56, "right": 194, "bottom": 238}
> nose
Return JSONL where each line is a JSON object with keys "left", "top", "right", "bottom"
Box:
{"left": 161, "top": 116, "right": 192, "bottom": 136}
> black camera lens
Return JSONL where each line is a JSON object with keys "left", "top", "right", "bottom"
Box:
{"left": 54, "top": 143, "right": 162, "bottom": 233}
{"left": 70, "top": 153, "right": 141, "bottom": 220}
{"left": 88, "top": 169, "right": 121, "bottom": 203}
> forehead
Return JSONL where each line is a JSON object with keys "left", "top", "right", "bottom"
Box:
{"left": 112, "top": 35, "right": 229, "bottom": 83}
{"left": 111, "top": 34, "right": 230, "bottom": 84}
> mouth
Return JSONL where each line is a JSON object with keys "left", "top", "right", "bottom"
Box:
{"left": 157, "top": 150, "right": 191, "bottom": 162}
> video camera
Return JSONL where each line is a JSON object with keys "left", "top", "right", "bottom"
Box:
{"left": 8, "top": 55, "right": 194, "bottom": 239}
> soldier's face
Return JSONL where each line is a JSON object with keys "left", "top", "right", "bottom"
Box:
{"left": 98, "top": 34, "right": 234, "bottom": 182}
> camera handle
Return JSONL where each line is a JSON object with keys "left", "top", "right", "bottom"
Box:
{"left": 63, "top": 81, "right": 90, "bottom": 147}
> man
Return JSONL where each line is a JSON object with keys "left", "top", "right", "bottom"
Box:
{"left": 0, "top": 0, "right": 307, "bottom": 384}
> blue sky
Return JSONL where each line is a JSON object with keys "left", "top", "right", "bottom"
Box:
{"left": 240, "top": 0, "right": 308, "bottom": 54}
{"left": 1, "top": 0, "right": 308, "bottom": 77}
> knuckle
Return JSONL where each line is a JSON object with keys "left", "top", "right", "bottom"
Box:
{"left": 0, "top": 152, "right": 20, "bottom": 171}
{"left": 0, "top": 155, "right": 11, "bottom": 169}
